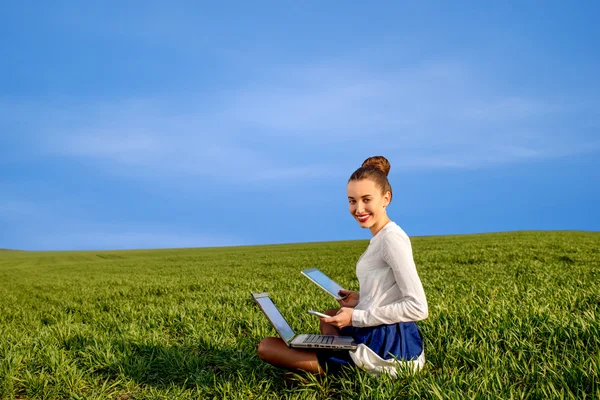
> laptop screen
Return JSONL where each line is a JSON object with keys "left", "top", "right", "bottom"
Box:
{"left": 255, "top": 295, "right": 295, "bottom": 343}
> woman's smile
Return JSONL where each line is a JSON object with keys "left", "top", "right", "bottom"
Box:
{"left": 357, "top": 214, "right": 371, "bottom": 223}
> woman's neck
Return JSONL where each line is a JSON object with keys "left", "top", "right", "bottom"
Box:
{"left": 370, "top": 216, "right": 391, "bottom": 236}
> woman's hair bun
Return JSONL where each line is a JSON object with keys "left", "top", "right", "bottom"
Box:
{"left": 361, "top": 156, "right": 391, "bottom": 177}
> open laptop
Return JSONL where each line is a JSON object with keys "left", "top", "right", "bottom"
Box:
{"left": 252, "top": 292, "right": 356, "bottom": 350}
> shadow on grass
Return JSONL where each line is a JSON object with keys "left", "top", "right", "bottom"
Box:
{"left": 99, "top": 338, "right": 265, "bottom": 389}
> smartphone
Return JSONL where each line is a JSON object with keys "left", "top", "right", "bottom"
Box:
{"left": 307, "top": 310, "right": 329, "bottom": 318}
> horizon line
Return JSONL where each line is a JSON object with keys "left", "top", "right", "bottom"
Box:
{"left": 2, "top": 229, "right": 598, "bottom": 253}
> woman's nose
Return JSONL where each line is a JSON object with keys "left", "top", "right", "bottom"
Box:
{"left": 355, "top": 202, "right": 365, "bottom": 213}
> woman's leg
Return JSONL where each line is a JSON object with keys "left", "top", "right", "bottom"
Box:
{"left": 320, "top": 308, "right": 341, "bottom": 336}
{"left": 257, "top": 308, "right": 344, "bottom": 374}
{"left": 257, "top": 337, "right": 323, "bottom": 374}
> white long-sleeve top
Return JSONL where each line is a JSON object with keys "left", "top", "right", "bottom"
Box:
{"left": 351, "top": 221, "right": 428, "bottom": 327}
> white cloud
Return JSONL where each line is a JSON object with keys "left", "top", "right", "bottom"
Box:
{"left": 0, "top": 195, "right": 244, "bottom": 251}
{"left": 459, "top": 96, "right": 560, "bottom": 122}
{"left": 0, "top": 200, "right": 40, "bottom": 217}
{"left": 30, "top": 230, "right": 241, "bottom": 251}
{"left": 3, "top": 60, "right": 597, "bottom": 184}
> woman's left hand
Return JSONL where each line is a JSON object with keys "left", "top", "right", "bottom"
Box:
{"left": 321, "top": 307, "right": 353, "bottom": 329}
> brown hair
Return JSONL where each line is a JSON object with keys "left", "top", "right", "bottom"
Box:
{"left": 348, "top": 156, "right": 393, "bottom": 202}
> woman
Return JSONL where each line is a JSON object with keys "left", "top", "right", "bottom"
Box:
{"left": 257, "top": 156, "right": 428, "bottom": 376}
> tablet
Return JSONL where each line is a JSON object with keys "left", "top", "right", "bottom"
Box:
{"left": 301, "top": 268, "right": 345, "bottom": 300}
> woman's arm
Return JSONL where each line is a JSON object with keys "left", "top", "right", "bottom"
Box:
{"left": 351, "top": 233, "right": 428, "bottom": 327}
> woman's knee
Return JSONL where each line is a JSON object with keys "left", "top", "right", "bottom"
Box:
{"left": 257, "top": 337, "right": 280, "bottom": 361}
{"left": 325, "top": 308, "right": 339, "bottom": 316}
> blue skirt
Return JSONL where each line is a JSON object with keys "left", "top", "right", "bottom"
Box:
{"left": 316, "top": 322, "right": 423, "bottom": 373}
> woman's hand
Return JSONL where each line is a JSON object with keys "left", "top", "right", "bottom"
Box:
{"left": 321, "top": 307, "right": 354, "bottom": 329}
{"left": 337, "top": 289, "right": 359, "bottom": 308}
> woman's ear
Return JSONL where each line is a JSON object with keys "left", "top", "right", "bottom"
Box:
{"left": 384, "top": 191, "right": 391, "bottom": 206}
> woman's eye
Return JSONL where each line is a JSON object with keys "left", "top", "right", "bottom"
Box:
{"left": 364, "top": 198, "right": 370, "bottom": 203}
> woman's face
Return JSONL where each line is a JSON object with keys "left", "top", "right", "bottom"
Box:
{"left": 347, "top": 178, "right": 390, "bottom": 232}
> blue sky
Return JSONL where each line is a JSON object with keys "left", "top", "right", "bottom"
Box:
{"left": 1, "top": 1, "right": 599, "bottom": 251}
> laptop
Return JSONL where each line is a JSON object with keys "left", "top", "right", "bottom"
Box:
{"left": 252, "top": 292, "right": 357, "bottom": 350}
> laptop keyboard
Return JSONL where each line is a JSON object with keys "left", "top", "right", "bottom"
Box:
{"left": 302, "top": 334, "right": 334, "bottom": 344}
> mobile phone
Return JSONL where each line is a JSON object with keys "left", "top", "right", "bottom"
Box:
{"left": 307, "top": 310, "right": 329, "bottom": 318}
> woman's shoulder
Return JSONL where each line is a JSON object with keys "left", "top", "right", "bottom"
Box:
{"left": 377, "top": 222, "right": 413, "bottom": 259}
{"left": 380, "top": 221, "right": 411, "bottom": 245}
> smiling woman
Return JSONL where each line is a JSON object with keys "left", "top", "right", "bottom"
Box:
{"left": 257, "top": 156, "right": 429, "bottom": 376}
{"left": 347, "top": 156, "right": 392, "bottom": 234}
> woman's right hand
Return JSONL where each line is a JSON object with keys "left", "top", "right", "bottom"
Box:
{"left": 337, "top": 289, "right": 359, "bottom": 308}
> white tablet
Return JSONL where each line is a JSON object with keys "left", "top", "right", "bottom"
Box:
{"left": 301, "top": 268, "right": 346, "bottom": 300}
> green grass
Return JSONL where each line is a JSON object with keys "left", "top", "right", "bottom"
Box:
{"left": 0, "top": 231, "right": 599, "bottom": 399}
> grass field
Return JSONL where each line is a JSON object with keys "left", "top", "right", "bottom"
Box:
{"left": 0, "top": 231, "right": 599, "bottom": 399}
